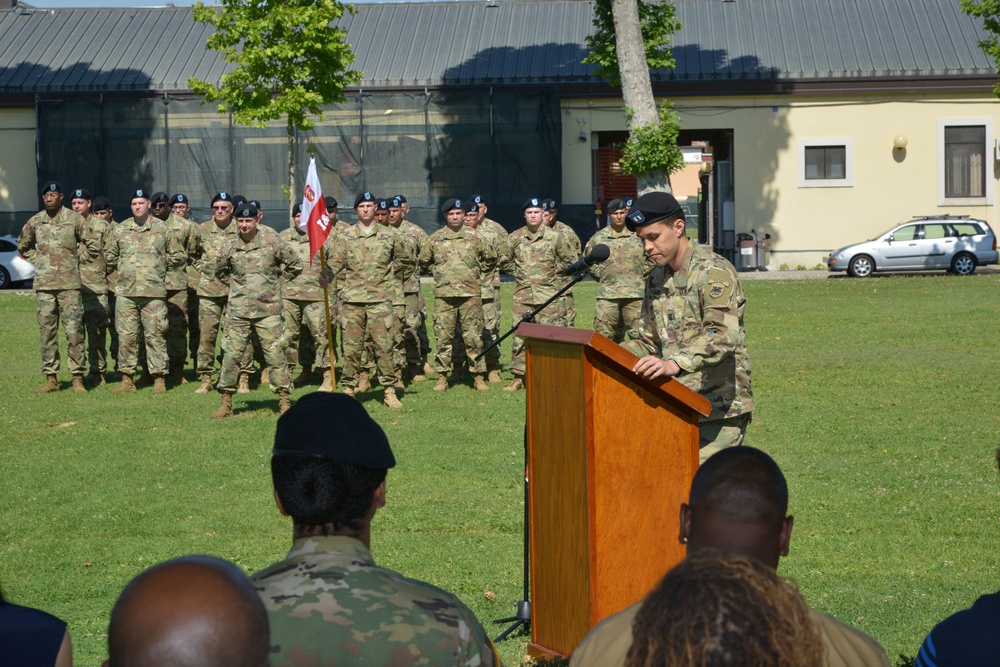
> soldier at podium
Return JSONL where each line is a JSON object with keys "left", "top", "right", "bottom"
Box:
{"left": 620, "top": 192, "right": 753, "bottom": 463}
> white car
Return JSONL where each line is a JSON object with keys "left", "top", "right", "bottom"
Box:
{"left": 0, "top": 234, "right": 35, "bottom": 288}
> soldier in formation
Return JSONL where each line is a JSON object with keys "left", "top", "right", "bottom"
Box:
{"left": 70, "top": 188, "right": 113, "bottom": 387}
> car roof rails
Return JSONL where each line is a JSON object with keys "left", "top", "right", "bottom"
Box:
{"left": 912, "top": 214, "right": 970, "bottom": 220}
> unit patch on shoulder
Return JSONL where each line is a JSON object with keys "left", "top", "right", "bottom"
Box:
{"left": 705, "top": 267, "right": 734, "bottom": 306}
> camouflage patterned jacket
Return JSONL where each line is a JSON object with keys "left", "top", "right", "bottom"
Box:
{"left": 501, "top": 225, "right": 578, "bottom": 306}
{"left": 250, "top": 536, "right": 501, "bottom": 667}
{"left": 394, "top": 220, "right": 428, "bottom": 294}
{"left": 622, "top": 242, "right": 754, "bottom": 422}
{"left": 420, "top": 225, "right": 498, "bottom": 299}
{"left": 327, "top": 223, "right": 405, "bottom": 305}
{"left": 481, "top": 217, "right": 510, "bottom": 290}
{"left": 584, "top": 225, "right": 652, "bottom": 300}
{"left": 78, "top": 214, "right": 112, "bottom": 294}
{"left": 277, "top": 227, "right": 335, "bottom": 302}
{"left": 551, "top": 219, "right": 582, "bottom": 256}
{"left": 216, "top": 232, "right": 302, "bottom": 318}
{"left": 190, "top": 218, "right": 239, "bottom": 298}
{"left": 18, "top": 206, "right": 98, "bottom": 291}
{"left": 163, "top": 214, "right": 199, "bottom": 291}
{"left": 105, "top": 218, "right": 185, "bottom": 299}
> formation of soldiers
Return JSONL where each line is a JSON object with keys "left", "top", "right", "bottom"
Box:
{"left": 19, "top": 182, "right": 651, "bottom": 415}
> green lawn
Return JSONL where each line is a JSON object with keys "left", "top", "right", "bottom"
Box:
{"left": 1, "top": 275, "right": 998, "bottom": 666}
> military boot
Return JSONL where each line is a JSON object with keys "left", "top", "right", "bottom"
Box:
{"left": 394, "top": 370, "right": 405, "bottom": 390}
{"left": 504, "top": 377, "right": 524, "bottom": 392}
{"left": 87, "top": 372, "right": 106, "bottom": 388}
{"left": 152, "top": 376, "right": 167, "bottom": 395}
{"left": 237, "top": 373, "right": 251, "bottom": 394}
{"left": 114, "top": 374, "right": 137, "bottom": 394}
{"left": 35, "top": 375, "right": 60, "bottom": 394}
{"left": 260, "top": 367, "right": 270, "bottom": 384}
{"left": 433, "top": 376, "right": 449, "bottom": 392}
{"left": 277, "top": 388, "right": 291, "bottom": 414}
{"left": 318, "top": 370, "right": 334, "bottom": 392}
{"left": 488, "top": 369, "right": 503, "bottom": 384}
{"left": 342, "top": 385, "right": 355, "bottom": 397}
{"left": 357, "top": 374, "right": 371, "bottom": 393}
{"left": 71, "top": 375, "right": 87, "bottom": 394}
{"left": 383, "top": 387, "right": 402, "bottom": 409}
{"left": 293, "top": 365, "right": 314, "bottom": 388}
{"left": 211, "top": 392, "right": 233, "bottom": 419}
{"left": 169, "top": 364, "right": 188, "bottom": 385}
{"left": 194, "top": 374, "right": 213, "bottom": 394}
{"left": 409, "top": 363, "right": 426, "bottom": 382}
{"left": 423, "top": 360, "right": 434, "bottom": 376}
{"left": 474, "top": 375, "right": 489, "bottom": 392}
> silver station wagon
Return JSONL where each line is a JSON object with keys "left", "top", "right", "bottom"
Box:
{"left": 827, "top": 215, "right": 998, "bottom": 277}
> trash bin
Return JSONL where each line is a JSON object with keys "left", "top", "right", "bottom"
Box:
{"left": 737, "top": 233, "right": 756, "bottom": 271}
{"left": 756, "top": 234, "right": 771, "bottom": 270}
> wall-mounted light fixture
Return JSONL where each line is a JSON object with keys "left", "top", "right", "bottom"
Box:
{"left": 892, "top": 135, "right": 908, "bottom": 150}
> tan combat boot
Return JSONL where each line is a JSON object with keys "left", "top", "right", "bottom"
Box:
{"left": 211, "top": 392, "right": 233, "bottom": 418}
{"left": 433, "top": 376, "right": 449, "bottom": 392}
{"left": 152, "top": 376, "right": 167, "bottom": 395}
{"left": 35, "top": 375, "right": 60, "bottom": 394}
{"left": 71, "top": 375, "right": 87, "bottom": 394}
{"left": 383, "top": 387, "right": 402, "bottom": 409}
{"left": 260, "top": 367, "right": 270, "bottom": 384}
{"left": 114, "top": 374, "right": 137, "bottom": 394}
{"left": 474, "top": 375, "right": 489, "bottom": 392}
{"left": 342, "top": 385, "right": 355, "bottom": 397}
{"left": 237, "top": 373, "right": 251, "bottom": 394}
{"left": 408, "top": 363, "right": 426, "bottom": 382}
{"left": 318, "top": 370, "right": 334, "bottom": 392}
{"left": 194, "top": 373, "right": 213, "bottom": 394}
{"left": 395, "top": 370, "right": 405, "bottom": 390}
{"left": 423, "top": 360, "right": 434, "bottom": 376}
{"left": 293, "top": 365, "right": 313, "bottom": 388}
{"left": 357, "top": 374, "right": 371, "bottom": 393}
{"left": 87, "top": 372, "right": 106, "bottom": 388}
{"left": 277, "top": 388, "right": 291, "bottom": 414}
{"left": 488, "top": 369, "right": 503, "bottom": 384}
{"left": 504, "top": 377, "right": 524, "bottom": 392}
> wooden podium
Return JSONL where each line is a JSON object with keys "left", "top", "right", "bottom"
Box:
{"left": 518, "top": 323, "right": 711, "bottom": 658}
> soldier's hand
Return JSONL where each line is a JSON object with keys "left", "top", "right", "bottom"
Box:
{"left": 318, "top": 271, "right": 331, "bottom": 288}
{"left": 633, "top": 356, "right": 680, "bottom": 381}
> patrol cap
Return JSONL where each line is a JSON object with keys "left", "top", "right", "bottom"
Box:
{"left": 235, "top": 204, "right": 259, "bottom": 218}
{"left": 542, "top": 198, "right": 558, "bottom": 210}
{"left": 324, "top": 196, "right": 338, "bottom": 209}
{"left": 353, "top": 191, "right": 375, "bottom": 209}
{"left": 292, "top": 203, "right": 302, "bottom": 216}
{"left": 625, "top": 191, "right": 685, "bottom": 232}
{"left": 71, "top": 188, "right": 92, "bottom": 201}
{"left": 130, "top": 188, "right": 150, "bottom": 202}
{"left": 376, "top": 198, "right": 388, "bottom": 211}
{"left": 273, "top": 392, "right": 396, "bottom": 469}
{"left": 92, "top": 196, "right": 112, "bottom": 212}
{"left": 461, "top": 199, "right": 479, "bottom": 214}
{"left": 440, "top": 198, "right": 462, "bottom": 214}
{"left": 41, "top": 181, "right": 62, "bottom": 195}
{"left": 607, "top": 198, "right": 627, "bottom": 212}
{"left": 389, "top": 196, "right": 403, "bottom": 209}
{"left": 150, "top": 192, "right": 169, "bottom": 205}
{"left": 169, "top": 193, "right": 188, "bottom": 206}
{"left": 393, "top": 194, "right": 407, "bottom": 204}
{"left": 522, "top": 197, "right": 543, "bottom": 210}
{"left": 211, "top": 192, "right": 232, "bottom": 205}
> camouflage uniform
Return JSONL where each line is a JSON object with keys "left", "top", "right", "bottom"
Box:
{"left": 18, "top": 206, "right": 97, "bottom": 377}
{"left": 480, "top": 217, "right": 509, "bottom": 372}
{"left": 277, "top": 227, "right": 336, "bottom": 373}
{"left": 420, "top": 225, "right": 497, "bottom": 376}
{"left": 162, "top": 213, "right": 198, "bottom": 375}
{"left": 251, "top": 536, "right": 501, "bottom": 667}
{"left": 584, "top": 225, "right": 652, "bottom": 343}
{"left": 105, "top": 218, "right": 184, "bottom": 376}
{"left": 327, "top": 224, "right": 405, "bottom": 390}
{"left": 501, "top": 225, "right": 578, "bottom": 378}
{"left": 395, "top": 219, "right": 429, "bottom": 369}
{"left": 622, "top": 242, "right": 754, "bottom": 462}
{"left": 550, "top": 219, "right": 581, "bottom": 326}
{"left": 78, "top": 214, "right": 112, "bottom": 375}
{"left": 214, "top": 231, "right": 303, "bottom": 394}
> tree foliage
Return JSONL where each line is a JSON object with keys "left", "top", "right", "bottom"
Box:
{"left": 621, "top": 102, "right": 683, "bottom": 178}
{"left": 189, "top": 0, "right": 362, "bottom": 131}
{"left": 961, "top": 0, "right": 1000, "bottom": 97}
{"left": 583, "top": 0, "right": 682, "bottom": 87}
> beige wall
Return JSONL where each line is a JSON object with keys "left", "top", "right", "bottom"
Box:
{"left": 562, "top": 93, "right": 1000, "bottom": 269}
{"left": 0, "top": 109, "right": 37, "bottom": 215}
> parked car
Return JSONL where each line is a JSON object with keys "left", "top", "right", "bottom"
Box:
{"left": 0, "top": 234, "right": 35, "bottom": 288}
{"left": 827, "top": 215, "right": 999, "bottom": 277}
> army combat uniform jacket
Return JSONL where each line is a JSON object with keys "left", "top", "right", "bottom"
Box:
{"left": 215, "top": 232, "right": 303, "bottom": 318}
{"left": 502, "top": 225, "right": 578, "bottom": 306}
{"left": 18, "top": 207, "right": 98, "bottom": 290}
{"left": 585, "top": 225, "right": 652, "bottom": 300}
{"left": 623, "top": 242, "right": 753, "bottom": 422}
{"left": 105, "top": 219, "right": 185, "bottom": 298}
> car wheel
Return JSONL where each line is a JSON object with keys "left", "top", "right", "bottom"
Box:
{"left": 848, "top": 255, "right": 874, "bottom": 278}
{"left": 950, "top": 252, "right": 976, "bottom": 276}
{"left": 0, "top": 266, "right": 10, "bottom": 289}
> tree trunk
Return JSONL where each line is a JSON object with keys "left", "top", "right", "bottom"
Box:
{"left": 287, "top": 119, "right": 296, "bottom": 229}
{"left": 611, "top": 0, "right": 672, "bottom": 195}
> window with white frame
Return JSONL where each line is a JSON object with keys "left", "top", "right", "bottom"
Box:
{"left": 938, "top": 118, "right": 993, "bottom": 205}
{"left": 798, "top": 138, "right": 853, "bottom": 188}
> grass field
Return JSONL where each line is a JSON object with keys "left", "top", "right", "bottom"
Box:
{"left": 1, "top": 275, "right": 999, "bottom": 666}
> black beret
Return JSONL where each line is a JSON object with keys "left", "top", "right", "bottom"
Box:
{"left": 150, "top": 192, "right": 169, "bottom": 204}
{"left": 41, "top": 181, "right": 62, "bottom": 195}
{"left": 235, "top": 204, "right": 259, "bottom": 218}
{"left": 232, "top": 194, "right": 248, "bottom": 208}
{"left": 248, "top": 199, "right": 262, "bottom": 210}
{"left": 353, "top": 192, "right": 375, "bottom": 208}
{"left": 169, "top": 193, "right": 188, "bottom": 206}
{"left": 440, "top": 197, "right": 462, "bottom": 214}
{"left": 625, "top": 191, "right": 685, "bottom": 231}
{"left": 273, "top": 392, "right": 396, "bottom": 469}
{"left": 470, "top": 194, "right": 485, "bottom": 206}
{"left": 607, "top": 198, "right": 626, "bottom": 212}
{"left": 130, "top": 188, "right": 150, "bottom": 202}
{"left": 324, "top": 196, "right": 339, "bottom": 209}
{"left": 625, "top": 197, "right": 634, "bottom": 208}
{"left": 522, "top": 197, "right": 543, "bottom": 210}
{"left": 389, "top": 196, "right": 403, "bottom": 209}
{"left": 376, "top": 198, "right": 388, "bottom": 210}
{"left": 461, "top": 199, "right": 479, "bottom": 214}
{"left": 211, "top": 192, "right": 232, "bottom": 204}
{"left": 92, "top": 196, "right": 112, "bottom": 212}
{"left": 542, "top": 198, "right": 557, "bottom": 210}
{"left": 292, "top": 203, "right": 302, "bottom": 215}
{"left": 393, "top": 194, "right": 407, "bottom": 204}
{"left": 71, "top": 188, "right": 92, "bottom": 201}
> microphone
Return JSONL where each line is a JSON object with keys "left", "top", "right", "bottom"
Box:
{"left": 561, "top": 244, "right": 610, "bottom": 275}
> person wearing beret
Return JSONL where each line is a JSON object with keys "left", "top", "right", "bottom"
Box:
{"left": 620, "top": 191, "right": 754, "bottom": 463}
{"left": 169, "top": 193, "right": 191, "bottom": 220}
{"left": 466, "top": 195, "right": 510, "bottom": 383}
{"left": 387, "top": 195, "right": 431, "bottom": 383}
{"left": 18, "top": 181, "right": 101, "bottom": 394}
{"left": 104, "top": 189, "right": 185, "bottom": 395}
{"left": 250, "top": 393, "right": 502, "bottom": 667}
{"left": 92, "top": 196, "right": 122, "bottom": 377}
{"left": 542, "top": 198, "right": 582, "bottom": 327}
{"left": 68, "top": 188, "right": 114, "bottom": 387}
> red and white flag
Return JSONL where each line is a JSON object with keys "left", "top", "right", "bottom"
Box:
{"left": 300, "top": 158, "right": 331, "bottom": 264}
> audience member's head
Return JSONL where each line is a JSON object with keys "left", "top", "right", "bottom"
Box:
{"left": 625, "top": 549, "right": 824, "bottom": 667}
{"left": 106, "top": 555, "right": 268, "bottom": 667}
{"left": 681, "top": 446, "right": 793, "bottom": 569}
